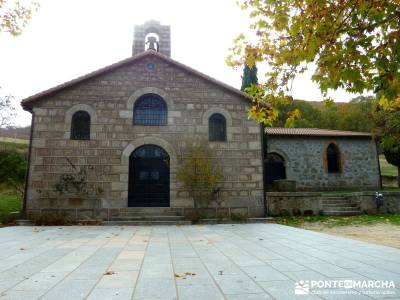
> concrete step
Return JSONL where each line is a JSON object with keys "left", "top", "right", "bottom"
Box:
{"left": 323, "top": 211, "right": 361, "bottom": 216}
{"left": 110, "top": 216, "right": 185, "bottom": 221}
{"left": 103, "top": 220, "right": 192, "bottom": 226}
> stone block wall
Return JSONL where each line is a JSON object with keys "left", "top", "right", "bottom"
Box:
{"left": 267, "top": 192, "right": 323, "bottom": 216}
{"left": 350, "top": 191, "right": 400, "bottom": 214}
{"left": 25, "top": 55, "right": 265, "bottom": 217}
{"left": 267, "top": 136, "right": 380, "bottom": 191}
{"left": 267, "top": 191, "right": 400, "bottom": 216}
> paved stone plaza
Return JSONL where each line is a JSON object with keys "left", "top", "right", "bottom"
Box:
{"left": 0, "top": 224, "right": 399, "bottom": 299}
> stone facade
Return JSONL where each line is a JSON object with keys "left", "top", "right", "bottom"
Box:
{"left": 267, "top": 136, "right": 381, "bottom": 191}
{"left": 23, "top": 52, "right": 265, "bottom": 217}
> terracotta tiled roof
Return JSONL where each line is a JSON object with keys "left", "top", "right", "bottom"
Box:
{"left": 21, "top": 51, "right": 249, "bottom": 110}
{"left": 265, "top": 127, "right": 372, "bottom": 137}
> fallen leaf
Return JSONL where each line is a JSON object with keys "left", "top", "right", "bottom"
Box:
{"left": 174, "top": 272, "right": 196, "bottom": 279}
{"left": 104, "top": 271, "right": 115, "bottom": 275}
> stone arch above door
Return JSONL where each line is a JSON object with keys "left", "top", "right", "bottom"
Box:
{"left": 118, "top": 137, "right": 178, "bottom": 206}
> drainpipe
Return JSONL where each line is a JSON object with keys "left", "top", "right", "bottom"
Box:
{"left": 374, "top": 138, "right": 383, "bottom": 190}
{"left": 260, "top": 124, "right": 268, "bottom": 216}
{"left": 22, "top": 109, "right": 35, "bottom": 215}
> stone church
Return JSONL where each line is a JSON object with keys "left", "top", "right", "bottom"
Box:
{"left": 21, "top": 20, "right": 380, "bottom": 220}
{"left": 21, "top": 20, "right": 265, "bottom": 220}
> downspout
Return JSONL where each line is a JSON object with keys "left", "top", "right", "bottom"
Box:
{"left": 260, "top": 124, "right": 268, "bottom": 216}
{"left": 22, "top": 109, "right": 35, "bottom": 215}
{"left": 375, "top": 138, "right": 382, "bottom": 190}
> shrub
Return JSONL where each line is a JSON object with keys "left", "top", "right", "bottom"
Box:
{"left": 177, "top": 139, "right": 223, "bottom": 213}
{"left": 0, "top": 149, "right": 26, "bottom": 199}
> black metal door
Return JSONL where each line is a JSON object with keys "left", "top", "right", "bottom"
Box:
{"left": 128, "top": 145, "right": 170, "bottom": 207}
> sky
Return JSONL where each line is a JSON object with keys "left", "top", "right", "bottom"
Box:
{"left": 0, "top": 0, "right": 366, "bottom": 127}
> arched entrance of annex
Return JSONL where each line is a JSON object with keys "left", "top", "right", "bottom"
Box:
{"left": 128, "top": 145, "right": 170, "bottom": 207}
{"left": 265, "top": 152, "right": 286, "bottom": 188}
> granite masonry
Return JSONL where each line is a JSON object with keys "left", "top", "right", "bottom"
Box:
{"left": 21, "top": 21, "right": 265, "bottom": 220}
{"left": 20, "top": 21, "right": 385, "bottom": 220}
{"left": 265, "top": 128, "right": 381, "bottom": 191}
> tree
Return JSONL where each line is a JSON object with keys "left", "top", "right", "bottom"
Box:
{"left": 372, "top": 93, "right": 400, "bottom": 187}
{"left": 177, "top": 139, "right": 223, "bottom": 216}
{"left": 227, "top": 1, "right": 400, "bottom": 126}
{"left": 336, "top": 96, "right": 375, "bottom": 132}
{"left": 1, "top": 1, "right": 38, "bottom": 127}
{"left": 272, "top": 100, "right": 323, "bottom": 128}
{"left": 241, "top": 64, "right": 258, "bottom": 91}
{"left": 0, "top": 91, "right": 15, "bottom": 127}
{"left": 383, "top": 148, "right": 400, "bottom": 187}
{"left": 0, "top": 0, "right": 39, "bottom": 36}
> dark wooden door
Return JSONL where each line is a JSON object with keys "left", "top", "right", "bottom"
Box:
{"left": 128, "top": 145, "right": 170, "bottom": 207}
{"left": 264, "top": 153, "right": 286, "bottom": 187}
{"left": 265, "top": 160, "right": 286, "bottom": 185}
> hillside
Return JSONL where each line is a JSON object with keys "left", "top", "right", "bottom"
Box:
{"left": 0, "top": 126, "right": 30, "bottom": 141}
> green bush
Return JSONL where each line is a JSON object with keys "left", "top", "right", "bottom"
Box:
{"left": 0, "top": 150, "right": 27, "bottom": 208}
{"left": 0, "top": 150, "right": 26, "bottom": 185}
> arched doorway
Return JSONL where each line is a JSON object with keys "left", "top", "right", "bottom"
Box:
{"left": 128, "top": 145, "right": 170, "bottom": 207}
{"left": 265, "top": 152, "right": 286, "bottom": 186}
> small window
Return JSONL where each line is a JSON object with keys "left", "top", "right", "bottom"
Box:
{"left": 71, "top": 111, "right": 90, "bottom": 140}
{"left": 327, "top": 143, "right": 340, "bottom": 173}
{"left": 133, "top": 94, "right": 167, "bottom": 125}
{"left": 209, "top": 113, "right": 226, "bottom": 141}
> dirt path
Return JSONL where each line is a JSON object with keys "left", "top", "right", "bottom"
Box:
{"left": 301, "top": 223, "right": 400, "bottom": 249}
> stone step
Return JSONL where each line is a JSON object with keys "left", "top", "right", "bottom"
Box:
{"left": 320, "top": 196, "right": 350, "bottom": 201}
{"left": 110, "top": 216, "right": 185, "bottom": 221}
{"left": 323, "top": 206, "right": 360, "bottom": 212}
{"left": 118, "top": 208, "right": 182, "bottom": 216}
{"left": 321, "top": 200, "right": 352, "bottom": 205}
{"left": 322, "top": 203, "right": 358, "bottom": 208}
{"left": 103, "top": 220, "right": 192, "bottom": 226}
{"left": 197, "top": 217, "right": 274, "bottom": 224}
{"left": 247, "top": 217, "right": 275, "bottom": 223}
{"left": 118, "top": 212, "right": 180, "bottom": 217}
{"left": 323, "top": 211, "right": 361, "bottom": 216}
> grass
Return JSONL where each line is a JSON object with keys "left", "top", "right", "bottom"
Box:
{"left": 274, "top": 214, "right": 400, "bottom": 228}
{"left": 0, "top": 137, "right": 29, "bottom": 144}
{"left": 0, "top": 140, "right": 29, "bottom": 154}
{"left": 380, "top": 155, "right": 398, "bottom": 178}
{"left": 0, "top": 189, "right": 21, "bottom": 224}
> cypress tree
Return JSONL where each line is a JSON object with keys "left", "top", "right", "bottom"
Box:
{"left": 241, "top": 65, "right": 258, "bottom": 91}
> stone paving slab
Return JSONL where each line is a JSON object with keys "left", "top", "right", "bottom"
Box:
{"left": 0, "top": 224, "right": 399, "bottom": 299}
